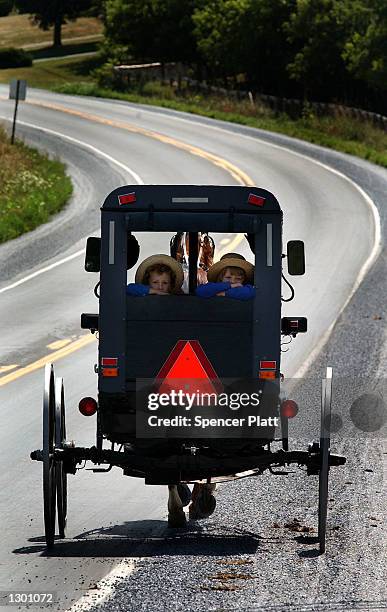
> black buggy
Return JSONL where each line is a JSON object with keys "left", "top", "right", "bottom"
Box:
{"left": 31, "top": 185, "right": 345, "bottom": 552}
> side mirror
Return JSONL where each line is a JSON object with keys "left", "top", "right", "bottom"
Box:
{"left": 85, "top": 237, "right": 101, "bottom": 272}
{"left": 287, "top": 240, "right": 305, "bottom": 275}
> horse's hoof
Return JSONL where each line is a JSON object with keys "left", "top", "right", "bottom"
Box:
{"left": 177, "top": 483, "right": 192, "bottom": 507}
{"left": 168, "top": 510, "right": 187, "bottom": 528}
{"left": 189, "top": 485, "right": 217, "bottom": 520}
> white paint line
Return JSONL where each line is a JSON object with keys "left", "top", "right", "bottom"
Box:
{"left": 0, "top": 249, "right": 85, "bottom": 294}
{"left": 0, "top": 115, "right": 144, "bottom": 185}
{"left": 0, "top": 116, "right": 144, "bottom": 294}
{"left": 292, "top": 190, "right": 381, "bottom": 380}
{"left": 65, "top": 559, "right": 137, "bottom": 612}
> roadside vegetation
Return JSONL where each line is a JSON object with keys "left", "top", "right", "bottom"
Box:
{"left": 0, "top": 125, "right": 73, "bottom": 243}
{"left": 1, "top": 2, "right": 387, "bottom": 244}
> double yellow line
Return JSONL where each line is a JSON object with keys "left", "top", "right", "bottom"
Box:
{"left": 0, "top": 99, "right": 254, "bottom": 387}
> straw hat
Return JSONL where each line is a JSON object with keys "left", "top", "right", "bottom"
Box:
{"left": 207, "top": 253, "right": 254, "bottom": 283}
{"left": 135, "top": 254, "right": 184, "bottom": 290}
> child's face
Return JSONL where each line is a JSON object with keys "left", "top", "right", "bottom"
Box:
{"left": 149, "top": 271, "right": 171, "bottom": 293}
{"left": 221, "top": 267, "right": 245, "bottom": 284}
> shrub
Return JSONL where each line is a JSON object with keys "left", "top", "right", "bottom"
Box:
{"left": 0, "top": 0, "right": 13, "bottom": 17}
{"left": 0, "top": 47, "right": 33, "bottom": 69}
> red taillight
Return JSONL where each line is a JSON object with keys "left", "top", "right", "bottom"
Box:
{"left": 281, "top": 399, "right": 298, "bottom": 418}
{"left": 248, "top": 193, "right": 265, "bottom": 207}
{"left": 118, "top": 192, "right": 136, "bottom": 205}
{"left": 101, "top": 357, "right": 118, "bottom": 366}
{"left": 79, "top": 397, "right": 97, "bottom": 416}
{"left": 260, "top": 360, "right": 276, "bottom": 369}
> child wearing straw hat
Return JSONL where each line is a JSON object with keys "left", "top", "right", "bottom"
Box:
{"left": 126, "top": 254, "right": 184, "bottom": 296}
{"left": 195, "top": 253, "right": 255, "bottom": 301}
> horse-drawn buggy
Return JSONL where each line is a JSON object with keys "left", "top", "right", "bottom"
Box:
{"left": 31, "top": 184, "right": 345, "bottom": 552}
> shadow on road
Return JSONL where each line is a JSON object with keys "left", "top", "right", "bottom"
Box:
{"left": 13, "top": 519, "right": 266, "bottom": 558}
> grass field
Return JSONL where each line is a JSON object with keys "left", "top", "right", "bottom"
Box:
{"left": 0, "top": 125, "right": 72, "bottom": 243}
{"left": 0, "top": 14, "right": 103, "bottom": 49}
{"left": 0, "top": 54, "right": 99, "bottom": 87}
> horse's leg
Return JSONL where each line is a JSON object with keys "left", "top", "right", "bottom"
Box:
{"left": 189, "top": 482, "right": 217, "bottom": 520}
{"left": 167, "top": 485, "right": 187, "bottom": 528}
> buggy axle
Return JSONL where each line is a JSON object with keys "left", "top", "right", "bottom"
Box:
{"left": 31, "top": 445, "right": 346, "bottom": 482}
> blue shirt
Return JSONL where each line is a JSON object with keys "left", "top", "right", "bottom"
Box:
{"left": 126, "top": 283, "right": 150, "bottom": 296}
{"left": 195, "top": 282, "right": 255, "bottom": 301}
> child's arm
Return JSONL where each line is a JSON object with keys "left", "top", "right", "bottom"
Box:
{"left": 195, "top": 282, "right": 230, "bottom": 298}
{"left": 126, "top": 283, "right": 150, "bottom": 296}
{"left": 225, "top": 284, "right": 256, "bottom": 301}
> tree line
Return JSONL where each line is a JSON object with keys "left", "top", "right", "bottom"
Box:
{"left": 12, "top": 0, "right": 387, "bottom": 114}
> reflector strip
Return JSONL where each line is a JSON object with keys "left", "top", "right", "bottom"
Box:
{"left": 102, "top": 357, "right": 118, "bottom": 366}
{"left": 248, "top": 193, "right": 265, "bottom": 207}
{"left": 156, "top": 340, "right": 186, "bottom": 379}
{"left": 109, "top": 221, "right": 115, "bottom": 265}
{"left": 290, "top": 320, "right": 299, "bottom": 328}
{"left": 102, "top": 367, "right": 118, "bottom": 377}
{"left": 260, "top": 360, "right": 277, "bottom": 369}
{"left": 267, "top": 224, "right": 272, "bottom": 267}
{"left": 118, "top": 192, "right": 136, "bottom": 205}
{"left": 259, "top": 371, "right": 276, "bottom": 380}
{"left": 190, "top": 340, "right": 219, "bottom": 380}
{"left": 171, "top": 197, "right": 209, "bottom": 203}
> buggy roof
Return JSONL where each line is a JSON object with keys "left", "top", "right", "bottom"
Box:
{"left": 102, "top": 185, "right": 281, "bottom": 233}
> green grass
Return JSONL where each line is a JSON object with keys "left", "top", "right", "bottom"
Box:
{"left": 0, "top": 54, "right": 99, "bottom": 88}
{"left": 0, "top": 125, "right": 73, "bottom": 243}
{"left": 0, "top": 14, "right": 102, "bottom": 49}
{"left": 30, "top": 40, "right": 100, "bottom": 61}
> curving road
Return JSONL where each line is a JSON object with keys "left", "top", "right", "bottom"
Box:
{"left": 0, "top": 87, "right": 385, "bottom": 611}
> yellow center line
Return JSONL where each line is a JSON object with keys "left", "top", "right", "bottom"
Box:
{"left": 0, "top": 98, "right": 253, "bottom": 387}
{"left": 26, "top": 99, "right": 254, "bottom": 187}
{"left": 0, "top": 334, "right": 95, "bottom": 387}
{"left": 0, "top": 364, "right": 18, "bottom": 374}
{"left": 47, "top": 338, "right": 72, "bottom": 350}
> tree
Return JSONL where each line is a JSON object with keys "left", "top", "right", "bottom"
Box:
{"left": 103, "top": 0, "right": 198, "bottom": 64}
{"left": 343, "top": 0, "right": 387, "bottom": 92}
{"left": 0, "top": 0, "right": 13, "bottom": 17}
{"left": 14, "top": 0, "right": 94, "bottom": 47}
{"left": 193, "top": 0, "right": 295, "bottom": 93}
{"left": 284, "top": 0, "right": 357, "bottom": 101}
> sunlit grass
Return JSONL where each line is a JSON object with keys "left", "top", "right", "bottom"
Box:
{"left": 0, "top": 55, "right": 99, "bottom": 87}
{"left": 0, "top": 14, "right": 102, "bottom": 49}
{"left": 0, "top": 125, "right": 72, "bottom": 243}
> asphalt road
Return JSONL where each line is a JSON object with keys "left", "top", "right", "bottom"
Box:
{"left": 0, "top": 88, "right": 385, "bottom": 612}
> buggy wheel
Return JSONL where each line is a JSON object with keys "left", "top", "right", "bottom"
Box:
{"left": 55, "top": 378, "right": 67, "bottom": 539}
{"left": 318, "top": 366, "right": 332, "bottom": 554}
{"left": 43, "top": 364, "right": 56, "bottom": 548}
